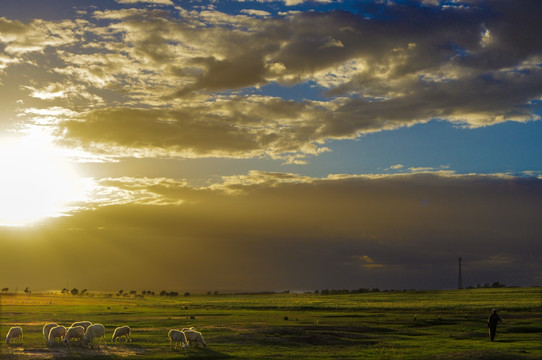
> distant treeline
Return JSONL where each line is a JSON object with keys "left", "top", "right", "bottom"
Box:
{"left": 466, "top": 282, "right": 507, "bottom": 289}
{"left": 1, "top": 282, "right": 509, "bottom": 297}
{"left": 317, "top": 288, "right": 383, "bottom": 295}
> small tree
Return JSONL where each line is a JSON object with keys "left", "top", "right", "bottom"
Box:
{"left": 1, "top": 287, "right": 8, "bottom": 293}
{"left": 81, "top": 289, "right": 88, "bottom": 295}
{"left": 24, "top": 286, "right": 31, "bottom": 295}
{"left": 71, "top": 288, "right": 79, "bottom": 296}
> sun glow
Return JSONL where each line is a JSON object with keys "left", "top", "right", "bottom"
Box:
{"left": 0, "top": 134, "right": 85, "bottom": 226}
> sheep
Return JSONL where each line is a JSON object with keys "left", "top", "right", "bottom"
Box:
{"left": 82, "top": 323, "right": 106, "bottom": 348}
{"left": 43, "top": 323, "right": 58, "bottom": 340}
{"left": 5, "top": 327, "right": 23, "bottom": 344}
{"left": 112, "top": 325, "right": 132, "bottom": 343}
{"left": 168, "top": 329, "right": 188, "bottom": 350}
{"left": 182, "top": 328, "right": 207, "bottom": 348}
{"left": 63, "top": 326, "right": 85, "bottom": 346}
{"left": 47, "top": 325, "right": 66, "bottom": 346}
{"left": 70, "top": 321, "right": 92, "bottom": 331}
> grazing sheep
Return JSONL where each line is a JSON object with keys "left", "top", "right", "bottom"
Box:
{"left": 83, "top": 323, "right": 106, "bottom": 348}
{"left": 47, "top": 325, "right": 66, "bottom": 346}
{"left": 63, "top": 326, "right": 85, "bottom": 346}
{"left": 168, "top": 329, "right": 188, "bottom": 350}
{"left": 112, "top": 325, "right": 132, "bottom": 343}
{"left": 6, "top": 327, "right": 23, "bottom": 344}
{"left": 182, "top": 328, "right": 206, "bottom": 348}
{"left": 70, "top": 321, "right": 92, "bottom": 331}
{"left": 43, "top": 323, "right": 58, "bottom": 340}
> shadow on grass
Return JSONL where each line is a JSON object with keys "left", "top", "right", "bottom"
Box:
{"left": 212, "top": 325, "right": 379, "bottom": 347}
{"left": 504, "top": 326, "right": 542, "bottom": 334}
{"left": 431, "top": 349, "right": 533, "bottom": 360}
{"left": 181, "top": 348, "right": 234, "bottom": 359}
{"left": 2, "top": 345, "right": 233, "bottom": 359}
{"left": 450, "top": 331, "right": 487, "bottom": 340}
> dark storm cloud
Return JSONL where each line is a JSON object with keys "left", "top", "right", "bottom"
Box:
{"left": 55, "top": 100, "right": 315, "bottom": 158}
{"left": 1, "top": 172, "right": 540, "bottom": 291}
{"left": 0, "top": 17, "right": 27, "bottom": 38}
{"left": 463, "top": 0, "right": 542, "bottom": 69}
{"left": 174, "top": 54, "right": 268, "bottom": 95}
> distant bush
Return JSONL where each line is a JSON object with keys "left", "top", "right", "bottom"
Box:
{"left": 474, "top": 282, "right": 506, "bottom": 288}
{"left": 318, "top": 288, "right": 382, "bottom": 295}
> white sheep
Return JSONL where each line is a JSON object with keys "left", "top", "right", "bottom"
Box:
{"left": 63, "top": 326, "right": 85, "bottom": 346}
{"left": 5, "top": 327, "right": 23, "bottom": 344}
{"left": 83, "top": 323, "right": 106, "bottom": 348}
{"left": 70, "top": 321, "right": 92, "bottom": 331}
{"left": 182, "top": 328, "right": 207, "bottom": 348}
{"left": 43, "top": 323, "right": 58, "bottom": 340}
{"left": 168, "top": 329, "right": 188, "bottom": 350}
{"left": 112, "top": 325, "right": 132, "bottom": 343}
{"left": 47, "top": 325, "right": 66, "bottom": 346}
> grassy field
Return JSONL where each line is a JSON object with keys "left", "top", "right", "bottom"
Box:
{"left": 1, "top": 287, "right": 541, "bottom": 359}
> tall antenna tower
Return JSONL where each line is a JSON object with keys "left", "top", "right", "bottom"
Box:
{"left": 458, "top": 257, "right": 463, "bottom": 289}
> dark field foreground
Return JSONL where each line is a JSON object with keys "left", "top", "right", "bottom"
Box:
{"left": 1, "top": 287, "right": 541, "bottom": 359}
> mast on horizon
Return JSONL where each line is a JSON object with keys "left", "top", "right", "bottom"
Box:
{"left": 458, "top": 257, "right": 463, "bottom": 290}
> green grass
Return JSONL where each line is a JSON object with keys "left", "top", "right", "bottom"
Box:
{"left": 1, "top": 287, "right": 541, "bottom": 359}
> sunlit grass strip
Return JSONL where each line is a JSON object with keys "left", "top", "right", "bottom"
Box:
{"left": 1, "top": 288, "right": 541, "bottom": 359}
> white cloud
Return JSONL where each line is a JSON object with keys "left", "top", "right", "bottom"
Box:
{"left": 115, "top": 0, "right": 173, "bottom": 5}
{"left": 240, "top": 9, "right": 271, "bottom": 17}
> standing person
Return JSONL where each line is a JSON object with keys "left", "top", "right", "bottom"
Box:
{"left": 487, "top": 308, "right": 502, "bottom": 341}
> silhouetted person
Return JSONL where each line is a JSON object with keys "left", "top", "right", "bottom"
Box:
{"left": 487, "top": 308, "right": 502, "bottom": 341}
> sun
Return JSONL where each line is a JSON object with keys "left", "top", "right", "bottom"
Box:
{"left": 0, "top": 134, "right": 85, "bottom": 226}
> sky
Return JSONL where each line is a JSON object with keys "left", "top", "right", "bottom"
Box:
{"left": 0, "top": 0, "right": 541, "bottom": 293}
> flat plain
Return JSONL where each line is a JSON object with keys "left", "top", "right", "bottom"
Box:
{"left": 1, "top": 287, "right": 541, "bottom": 359}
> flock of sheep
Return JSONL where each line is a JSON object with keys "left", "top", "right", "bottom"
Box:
{"left": 5, "top": 322, "right": 206, "bottom": 351}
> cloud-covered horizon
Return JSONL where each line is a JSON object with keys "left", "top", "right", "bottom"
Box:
{"left": 1, "top": 171, "right": 540, "bottom": 292}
